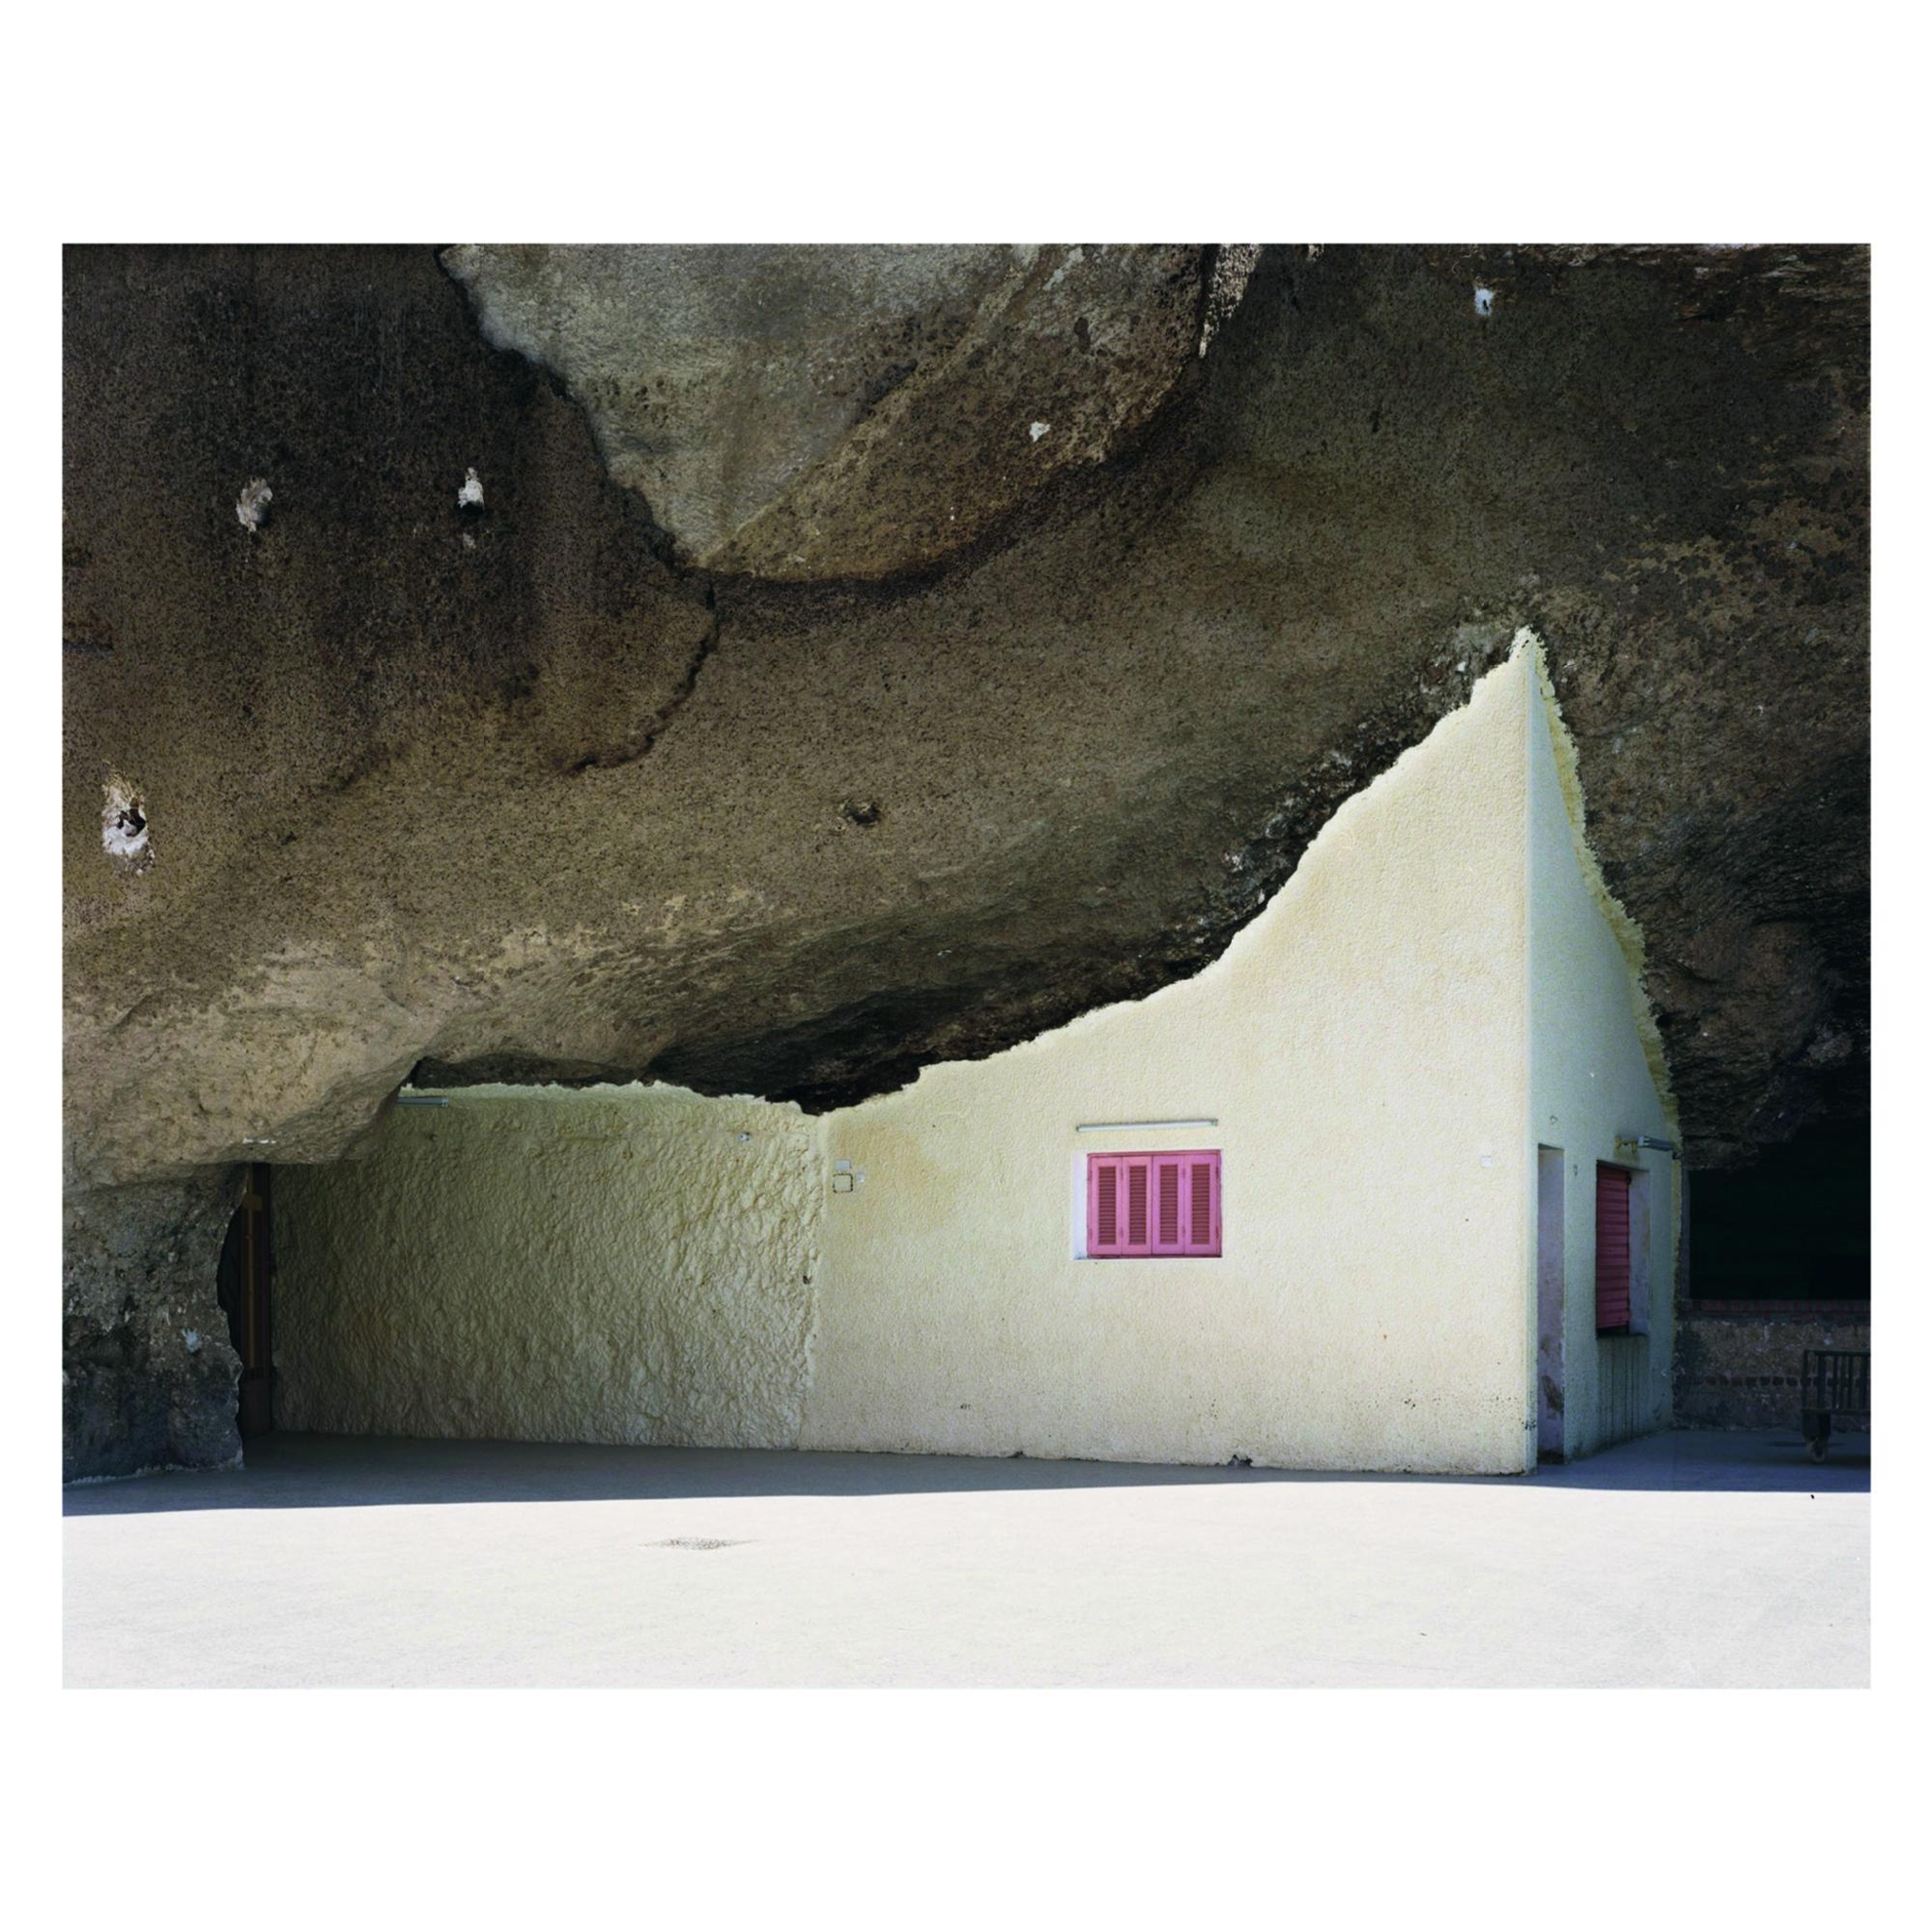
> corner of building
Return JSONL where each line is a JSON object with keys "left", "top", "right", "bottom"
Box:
{"left": 1521, "top": 628, "right": 1680, "bottom": 1462}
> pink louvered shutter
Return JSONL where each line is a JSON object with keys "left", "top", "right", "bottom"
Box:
{"left": 1122, "top": 1158, "right": 1152, "bottom": 1256}
{"left": 1088, "top": 1156, "right": 1154, "bottom": 1256}
{"left": 1088, "top": 1156, "right": 1123, "bottom": 1256}
{"left": 1182, "top": 1151, "right": 1222, "bottom": 1256}
{"left": 1595, "top": 1164, "right": 1631, "bottom": 1330}
{"left": 1152, "top": 1156, "right": 1186, "bottom": 1255}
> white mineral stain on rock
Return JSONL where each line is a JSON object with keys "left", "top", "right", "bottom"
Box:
{"left": 101, "top": 776, "right": 150, "bottom": 864}
{"left": 236, "top": 478, "right": 273, "bottom": 532}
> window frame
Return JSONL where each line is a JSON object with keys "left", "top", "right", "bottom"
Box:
{"left": 1085, "top": 1149, "right": 1222, "bottom": 1259}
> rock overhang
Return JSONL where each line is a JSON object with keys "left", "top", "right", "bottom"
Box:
{"left": 63, "top": 241, "right": 1867, "bottom": 1193}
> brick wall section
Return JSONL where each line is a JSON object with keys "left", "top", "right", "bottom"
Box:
{"left": 1674, "top": 1304, "right": 1871, "bottom": 1429}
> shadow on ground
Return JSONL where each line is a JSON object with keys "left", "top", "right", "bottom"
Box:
{"left": 62, "top": 1426, "right": 1870, "bottom": 1516}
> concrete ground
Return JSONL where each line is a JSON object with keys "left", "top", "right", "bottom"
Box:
{"left": 63, "top": 1428, "right": 1869, "bottom": 1688}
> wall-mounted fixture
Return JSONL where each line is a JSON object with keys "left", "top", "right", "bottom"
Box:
{"left": 1614, "top": 1133, "right": 1679, "bottom": 1161}
{"left": 395, "top": 1094, "right": 450, "bottom": 1108}
{"left": 1076, "top": 1119, "right": 1218, "bottom": 1133}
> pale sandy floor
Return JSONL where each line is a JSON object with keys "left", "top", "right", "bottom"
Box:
{"left": 63, "top": 1428, "right": 1869, "bottom": 1688}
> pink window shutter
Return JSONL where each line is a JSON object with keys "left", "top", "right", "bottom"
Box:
{"left": 1123, "top": 1158, "right": 1152, "bottom": 1256}
{"left": 1088, "top": 1150, "right": 1220, "bottom": 1258}
{"left": 1088, "top": 1156, "right": 1122, "bottom": 1256}
{"left": 1088, "top": 1154, "right": 1152, "bottom": 1256}
{"left": 1153, "top": 1158, "right": 1185, "bottom": 1255}
{"left": 1595, "top": 1163, "right": 1632, "bottom": 1330}
{"left": 1182, "top": 1152, "right": 1222, "bottom": 1256}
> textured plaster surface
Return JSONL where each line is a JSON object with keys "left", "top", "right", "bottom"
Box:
{"left": 63, "top": 1429, "right": 1869, "bottom": 1688}
{"left": 806, "top": 653, "right": 1535, "bottom": 1474}
{"left": 1526, "top": 642, "right": 1678, "bottom": 1457}
{"left": 273, "top": 1087, "right": 819, "bottom": 1449}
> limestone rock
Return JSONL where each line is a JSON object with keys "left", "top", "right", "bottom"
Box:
{"left": 441, "top": 242, "right": 1232, "bottom": 580}
{"left": 64, "top": 1170, "right": 243, "bottom": 1480}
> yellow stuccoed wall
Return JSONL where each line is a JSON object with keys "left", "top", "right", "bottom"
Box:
{"left": 805, "top": 647, "right": 1536, "bottom": 1474}
{"left": 271, "top": 639, "right": 1674, "bottom": 1474}
{"left": 274, "top": 1086, "right": 822, "bottom": 1449}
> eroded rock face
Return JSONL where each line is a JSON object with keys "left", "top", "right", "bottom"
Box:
{"left": 441, "top": 242, "right": 1238, "bottom": 580}
{"left": 63, "top": 242, "right": 1867, "bottom": 1475}
{"left": 64, "top": 1170, "right": 243, "bottom": 1480}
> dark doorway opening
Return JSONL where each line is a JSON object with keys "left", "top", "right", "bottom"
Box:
{"left": 215, "top": 1162, "right": 275, "bottom": 1438}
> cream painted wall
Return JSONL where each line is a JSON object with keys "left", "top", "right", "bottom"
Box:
{"left": 274, "top": 1085, "right": 820, "bottom": 1448}
{"left": 1525, "top": 642, "right": 1678, "bottom": 1458}
{"left": 271, "top": 639, "right": 1673, "bottom": 1474}
{"left": 803, "top": 652, "right": 1537, "bottom": 1474}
